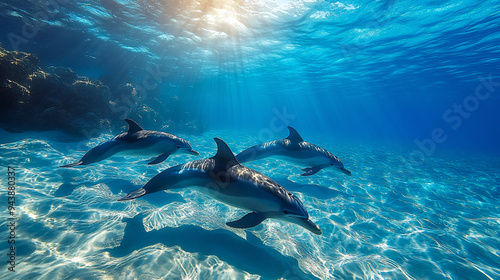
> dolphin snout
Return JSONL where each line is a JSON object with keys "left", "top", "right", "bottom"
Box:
{"left": 341, "top": 167, "right": 352, "bottom": 176}
{"left": 292, "top": 216, "right": 322, "bottom": 235}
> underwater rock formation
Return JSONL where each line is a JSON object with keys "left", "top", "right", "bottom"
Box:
{"left": 0, "top": 46, "right": 204, "bottom": 137}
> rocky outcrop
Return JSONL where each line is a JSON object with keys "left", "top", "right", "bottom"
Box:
{"left": 0, "top": 46, "right": 204, "bottom": 137}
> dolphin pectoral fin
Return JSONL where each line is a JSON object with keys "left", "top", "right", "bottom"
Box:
{"left": 60, "top": 161, "right": 84, "bottom": 168}
{"left": 118, "top": 187, "right": 147, "bottom": 201}
{"left": 226, "top": 212, "right": 267, "bottom": 229}
{"left": 147, "top": 156, "right": 156, "bottom": 162}
{"left": 300, "top": 166, "right": 321, "bottom": 176}
{"left": 148, "top": 153, "right": 170, "bottom": 165}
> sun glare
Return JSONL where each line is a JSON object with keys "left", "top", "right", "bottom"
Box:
{"left": 205, "top": 7, "right": 245, "bottom": 35}
{"left": 193, "top": 0, "right": 303, "bottom": 38}
{"left": 194, "top": 0, "right": 246, "bottom": 37}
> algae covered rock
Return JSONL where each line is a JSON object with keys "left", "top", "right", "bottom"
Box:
{"left": 0, "top": 46, "right": 115, "bottom": 136}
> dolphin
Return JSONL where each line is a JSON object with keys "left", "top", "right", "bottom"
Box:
{"left": 236, "top": 126, "right": 351, "bottom": 177}
{"left": 119, "top": 138, "right": 322, "bottom": 235}
{"left": 60, "top": 119, "right": 199, "bottom": 167}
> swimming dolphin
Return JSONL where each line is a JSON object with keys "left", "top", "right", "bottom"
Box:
{"left": 236, "top": 127, "right": 351, "bottom": 177}
{"left": 119, "top": 138, "right": 322, "bottom": 235}
{"left": 60, "top": 119, "right": 199, "bottom": 167}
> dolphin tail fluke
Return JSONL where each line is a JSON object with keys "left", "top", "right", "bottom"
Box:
{"left": 118, "top": 188, "right": 147, "bottom": 201}
{"left": 226, "top": 212, "right": 267, "bottom": 228}
{"left": 60, "top": 161, "right": 84, "bottom": 168}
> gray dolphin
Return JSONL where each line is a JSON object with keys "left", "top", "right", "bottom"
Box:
{"left": 119, "top": 138, "right": 322, "bottom": 235}
{"left": 60, "top": 119, "right": 199, "bottom": 167}
{"left": 236, "top": 127, "right": 351, "bottom": 177}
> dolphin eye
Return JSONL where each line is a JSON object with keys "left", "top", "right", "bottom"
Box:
{"left": 176, "top": 145, "right": 181, "bottom": 148}
{"left": 288, "top": 192, "right": 292, "bottom": 196}
{"left": 283, "top": 210, "right": 289, "bottom": 214}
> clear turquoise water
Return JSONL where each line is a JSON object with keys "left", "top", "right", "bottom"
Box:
{"left": 1, "top": 129, "right": 499, "bottom": 279}
{"left": 1, "top": 0, "right": 500, "bottom": 153}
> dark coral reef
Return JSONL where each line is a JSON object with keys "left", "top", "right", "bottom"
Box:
{"left": 0, "top": 46, "right": 204, "bottom": 137}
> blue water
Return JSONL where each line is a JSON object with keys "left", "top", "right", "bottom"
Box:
{"left": 1, "top": 0, "right": 500, "bottom": 279}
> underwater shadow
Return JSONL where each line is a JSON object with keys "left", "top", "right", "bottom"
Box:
{"left": 275, "top": 178, "right": 352, "bottom": 200}
{"left": 53, "top": 183, "right": 79, "bottom": 197}
{"left": 53, "top": 178, "right": 137, "bottom": 197}
{"left": 107, "top": 214, "right": 317, "bottom": 280}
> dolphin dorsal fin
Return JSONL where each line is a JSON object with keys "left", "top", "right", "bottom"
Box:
{"left": 286, "top": 126, "right": 304, "bottom": 143}
{"left": 125, "top": 119, "right": 144, "bottom": 133}
{"left": 211, "top": 138, "right": 239, "bottom": 169}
